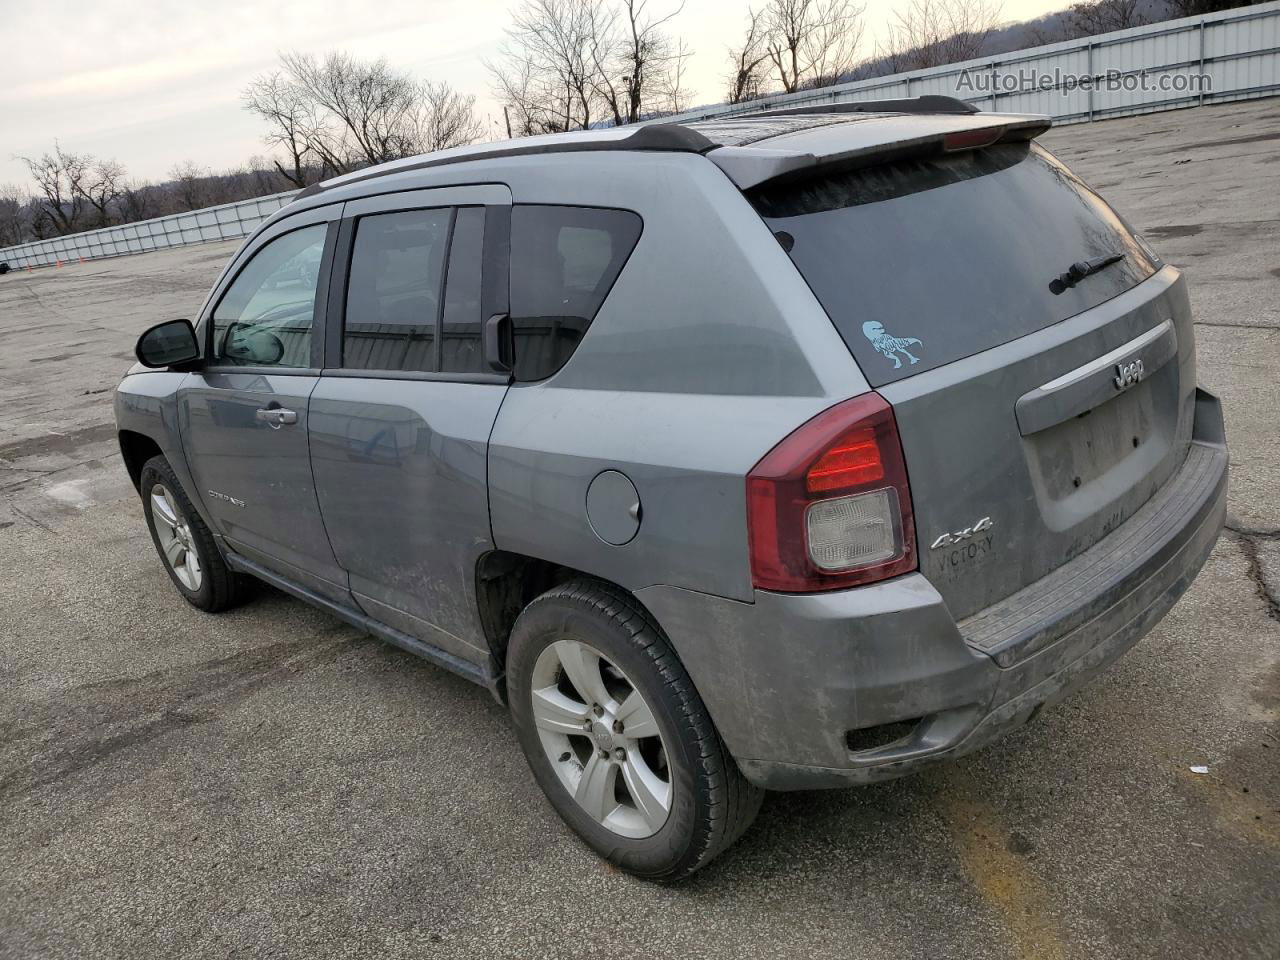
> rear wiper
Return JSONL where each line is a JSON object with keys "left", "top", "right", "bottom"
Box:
{"left": 1049, "top": 252, "right": 1125, "bottom": 295}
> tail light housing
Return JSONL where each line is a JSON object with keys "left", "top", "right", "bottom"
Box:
{"left": 746, "top": 392, "right": 916, "bottom": 592}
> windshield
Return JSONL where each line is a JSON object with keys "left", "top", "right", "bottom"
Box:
{"left": 750, "top": 142, "right": 1159, "bottom": 386}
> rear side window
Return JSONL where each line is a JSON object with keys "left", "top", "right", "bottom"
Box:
{"left": 751, "top": 142, "right": 1158, "bottom": 386}
{"left": 343, "top": 208, "right": 451, "bottom": 372}
{"left": 509, "top": 205, "right": 642, "bottom": 381}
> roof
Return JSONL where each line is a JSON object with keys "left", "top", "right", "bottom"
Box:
{"left": 296, "top": 96, "right": 1050, "bottom": 199}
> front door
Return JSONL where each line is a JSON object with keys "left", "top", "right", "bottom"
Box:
{"left": 178, "top": 206, "right": 350, "bottom": 604}
{"left": 307, "top": 186, "right": 512, "bottom": 661}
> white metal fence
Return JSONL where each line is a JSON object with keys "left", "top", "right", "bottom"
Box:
{"left": 663, "top": 2, "right": 1280, "bottom": 124}
{"left": 2, "top": 1, "right": 1277, "bottom": 271}
{"left": 0, "top": 190, "right": 299, "bottom": 271}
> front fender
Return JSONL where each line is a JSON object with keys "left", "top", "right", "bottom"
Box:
{"left": 114, "top": 372, "right": 212, "bottom": 532}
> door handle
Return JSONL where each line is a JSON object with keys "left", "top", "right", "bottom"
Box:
{"left": 256, "top": 406, "right": 298, "bottom": 429}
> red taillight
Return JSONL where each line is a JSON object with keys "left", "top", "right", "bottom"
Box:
{"left": 746, "top": 392, "right": 916, "bottom": 593}
{"left": 806, "top": 428, "right": 883, "bottom": 493}
{"left": 942, "top": 127, "right": 1003, "bottom": 151}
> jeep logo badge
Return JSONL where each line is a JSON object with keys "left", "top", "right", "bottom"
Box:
{"left": 1114, "top": 358, "right": 1144, "bottom": 391}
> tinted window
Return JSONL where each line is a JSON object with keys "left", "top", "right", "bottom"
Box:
{"left": 343, "top": 209, "right": 451, "bottom": 372}
{"left": 751, "top": 143, "right": 1158, "bottom": 386}
{"left": 441, "top": 206, "right": 486, "bottom": 373}
{"left": 509, "top": 205, "right": 642, "bottom": 381}
{"left": 211, "top": 224, "right": 327, "bottom": 368}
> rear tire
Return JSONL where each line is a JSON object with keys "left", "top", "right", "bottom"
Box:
{"left": 140, "top": 455, "right": 249, "bottom": 613}
{"left": 507, "top": 579, "right": 762, "bottom": 881}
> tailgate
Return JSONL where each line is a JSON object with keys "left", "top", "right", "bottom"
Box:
{"left": 749, "top": 135, "right": 1195, "bottom": 620}
{"left": 882, "top": 267, "right": 1195, "bottom": 619}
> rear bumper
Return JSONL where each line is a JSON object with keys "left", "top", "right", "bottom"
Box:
{"left": 638, "top": 389, "right": 1227, "bottom": 791}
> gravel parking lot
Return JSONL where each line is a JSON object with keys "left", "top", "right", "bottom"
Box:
{"left": 2, "top": 98, "right": 1278, "bottom": 960}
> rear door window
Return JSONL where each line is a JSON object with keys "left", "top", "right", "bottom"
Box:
{"left": 343, "top": 208, "right": 451, "bottom": 372}
{"left": 750, "top": 143, "right": 1159, "bottom": 386}
{"left": 509, "top": 205, "right": 642, "bottom": 381}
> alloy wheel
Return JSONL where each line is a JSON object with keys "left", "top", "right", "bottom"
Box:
{"left": 530, "top": 638, "right": 672, "bottom": 839}
{"left": 149, "top": 484, "right": 203, "bottom": 591}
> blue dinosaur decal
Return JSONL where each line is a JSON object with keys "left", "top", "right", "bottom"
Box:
{"left": 861, "top": 321, "right": 922, "bottom": 369}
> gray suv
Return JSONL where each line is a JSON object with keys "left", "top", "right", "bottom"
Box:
{"left": 116, "top": 98, "right": 1227, "bottom": 881}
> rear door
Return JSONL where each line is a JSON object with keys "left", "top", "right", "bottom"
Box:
{"left": 179, "top": 204, "right": 351, "bottom": 604}
{"left": 752, "top": 141, "right": 1194, "bottom": 619}
{"left": 307, "top": 185, "right": 512, "bottom": 662}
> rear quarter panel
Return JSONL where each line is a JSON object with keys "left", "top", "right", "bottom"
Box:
{"left": 487, "top": 153, "right": 867, "bottom": 601}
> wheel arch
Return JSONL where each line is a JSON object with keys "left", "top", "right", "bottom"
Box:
{"left": 118, "top": 429, "right": 163, "bottom": 491}
{"left": 475, "top": 551, "right": 670, "bottom": 685}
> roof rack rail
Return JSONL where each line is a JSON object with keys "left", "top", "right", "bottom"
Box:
{"left": 744, "top": 95, "right": 979, "bottom": 120}
{"left": 296, "top": 123, "right": 714, "bottom": 199}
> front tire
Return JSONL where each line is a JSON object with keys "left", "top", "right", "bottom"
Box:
{"left": 139, "top": 455, "right": 248, "bottom": 612}
{"left": 507, "top": 579, "right": 762, "bottom": 881}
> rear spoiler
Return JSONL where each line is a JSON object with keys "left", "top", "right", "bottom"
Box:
{"left": 748, "top": 94, "right": 980, "bottom": 118}
{"left": 708, "top": 113, "right": 1052, "bottom": 191}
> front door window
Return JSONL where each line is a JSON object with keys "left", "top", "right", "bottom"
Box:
{"left": 210, "top": 224, "right": 327, "bottom": 368}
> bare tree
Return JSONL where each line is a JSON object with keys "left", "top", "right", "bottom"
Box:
{"left": 243, "top": 51, "right": 481, "bottom": 179}
{"left": 489, "top": 0, "right": 605, "bottom": 134}
{"left": 285, "top": 52, "right": 417, "bottom": 169}
{"left": 19, "top": 146, "right": 90, "bottom": 236}
{"left": 593, "top": 0, "right": 691, "bottom": 125}
{"left": 243, "top": 71, "right": 320, "bottom": 186}
{"left": 1066, "top": 0, "right": 1147, "bottom": 37}
{"left": 765, "top": 0, "right": 866, "bottom": 93}
{"left": 1166, "top": 0, "right": 1253, "bottom": 16}
{"left": 654, "top": 37, "right": 694, "bottom": 114}
{"left": 0, "top": 184, "right": 31, "bottom": 247}
{"left": 489, "top": 0, "right": 689, "bottom": 133}
{"left": 726, "top": 7, "right": 773, "bottom": 103}
{"left": 119, "top": 180, "right": 155, "bottom": 223}
{"left": 879, "top": 0, "right": 1003, "bottom": 71}
{"left": 1023, "top": 17, "right": 1071, "bottom": 47}
{"left": 77, "top": 158, "right": 126, "bottom": 228}
{"left": 491, "top": 55, "right": 552, "bottom": 136}
{"left": 724, "top": 0, "right": 865, "bottom": 101}
{"left": 19, "top": 147, "right": 126, "bottom": 233}
{"left": 416, "top": 80, "right": 487, "bottom": 151}
{"left": 170, "top": 161, "right": 209, "bottom": 211}
{"left": 245, "top": 156, "right": 285, "bottom": 196}
{"left": 9, "top": 150, "right": 300, "bottom": 245}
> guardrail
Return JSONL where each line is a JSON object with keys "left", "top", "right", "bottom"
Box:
{"left": 2, "top": 1, "right": 1277, "bottom": 271}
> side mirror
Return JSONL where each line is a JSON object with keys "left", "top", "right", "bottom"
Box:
{"left": 136, "top": 319, "right": 200, "bottom": 368}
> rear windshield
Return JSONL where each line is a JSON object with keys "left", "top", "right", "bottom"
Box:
{"left": 750, "top": 142, "right": 1159, "bottom": 386}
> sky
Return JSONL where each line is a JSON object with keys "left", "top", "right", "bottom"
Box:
{"left": 0, "top": 0, "right": 1071, "bottom": 189}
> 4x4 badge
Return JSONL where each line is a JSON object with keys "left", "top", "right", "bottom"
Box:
{"left": 930, "top": 516, "right": 994, "bottom": 550}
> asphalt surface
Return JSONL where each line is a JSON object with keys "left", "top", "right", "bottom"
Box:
{"left": 2, "top": 98, "right": 1278, "bottom": 960}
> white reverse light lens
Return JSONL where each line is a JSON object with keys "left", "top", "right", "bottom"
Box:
{"left": 805, "top": 488, "right": 900, "bottom": 572}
